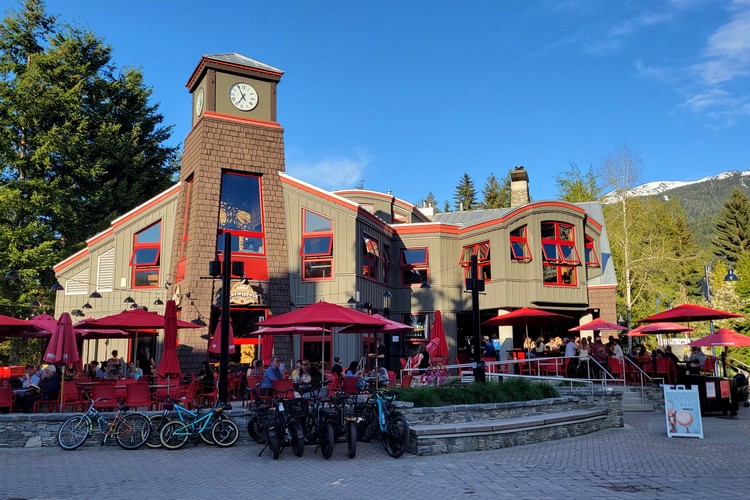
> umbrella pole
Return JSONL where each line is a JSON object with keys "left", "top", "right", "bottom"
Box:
{"left": 59, "top": 365, "right": 65, "bottom": 413}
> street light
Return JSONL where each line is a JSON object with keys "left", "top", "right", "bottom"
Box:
{"left": 703, "top": 256, "right": 739, "bottom": 334}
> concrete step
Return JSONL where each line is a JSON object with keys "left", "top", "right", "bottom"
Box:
{"left": 623, "top": 403, "right": 655, "bottom": 412}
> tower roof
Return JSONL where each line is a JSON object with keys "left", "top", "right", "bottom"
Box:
{"left": 202, "top": 53, "right": 284, "bottom": 75}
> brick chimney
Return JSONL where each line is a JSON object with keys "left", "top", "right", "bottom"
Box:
{"left": 510, "top": 166, "right": 530, "bottom": 207}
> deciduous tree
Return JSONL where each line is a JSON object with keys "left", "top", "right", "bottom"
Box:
{"left": 555, "top": 162, "right": 601, "bottom": 202}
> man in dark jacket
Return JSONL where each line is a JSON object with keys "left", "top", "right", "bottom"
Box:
{"left": 20, "top": 364, "right": 60, "bottom": 412}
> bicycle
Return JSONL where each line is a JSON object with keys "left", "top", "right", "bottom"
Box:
{"left": 358, "top": 385, "right": 410, "bottom": 458}
{"left": 159, "top": 401, "right": 239, "bottom": 449}
{"left": 300, "top": 381, "right": 336, "bottom": 460}
{"left": 328, "top": 390, "right": 360, "bottom": 458}
{"left": 57, "top": 397, "right": 151, "bottom": 451}
{"left": 260, "top": 394, "right": 307, "bottom": 460}
{"left": 245, "top": 383, "right": 273, "bottom": 444}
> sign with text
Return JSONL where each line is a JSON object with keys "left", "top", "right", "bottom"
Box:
{"left": 664, "top": 385, "right": 704, "bottom": 439}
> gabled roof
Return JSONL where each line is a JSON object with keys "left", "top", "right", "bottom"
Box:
{"left": 202, "top": 53, "right": 284, "bottom": 75}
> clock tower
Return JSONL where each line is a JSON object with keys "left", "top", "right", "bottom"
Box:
{"left": 173, "top": 53, "right": 292, "bottom": 369}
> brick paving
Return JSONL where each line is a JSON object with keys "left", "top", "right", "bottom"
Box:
{"left": 1, "top": 410, "right": 749, "bottom": 499}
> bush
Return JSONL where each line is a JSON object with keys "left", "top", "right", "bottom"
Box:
{"left": 394, "top": 379, "right": 559, "bottom": 407}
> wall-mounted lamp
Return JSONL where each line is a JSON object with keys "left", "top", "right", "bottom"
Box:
{"left": 123, "top": 296, "right": 135, "bottom": 304}
{"left": 29, "top": 298, "right": 41, "bottom": 308}
{"left": 82, "top": 302, "right": 93, "bottom": 310}
{"left": 153, "top": 298, "right": 164, "bottom": 306}
{"left": 89, "top": 291, "right": 102, "bottom": 299}
{"left": 50, "top": 282, "right": 65, "bottom": 292}
{"left": 71, "top": 309, "right": 84, "bottom": 317}
{"left": 129, "top": 303, "right": 139, "bottom": 309}
{"left": 191, "top": 315, "right": 207, "bottom": 326}
{"left": 347, "top": 296, "right": 357, "bottom": 305}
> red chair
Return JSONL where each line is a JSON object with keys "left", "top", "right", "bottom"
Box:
{"left": 325, "top": 374, "right": 342, "bottom": 392}
{"left": 387, "top": 371, "right": 397, "bottom": 387}
{"left": 91, "top": 382, "right": 118, "bottom": 411}
{"left": 198, "top": 380, "right": 218, "bottom": 406}
{"left": 400, "top": 375, "right": 412, "bottom": 388}
{"left": 61, "top": 384, "right": 87, "bottom": 412}
{"left": 702, "top": 357, "right": 717, "bottom": 376}
{"left": 0, "top": 386, "right": 13, "bottom": 413}
{"left": 178, "top": 380, "right": 200, "bottom": 409}
{"left": 342, "top": 377, "right": 361, "bottom": 395}
{"left": 272, "top": 379, "right": 295, "bottom": 397}
{"left": 125, "top": 381, "right": 156, "bottom": 411}
{"left": 656, "top": 358, "right": 677, "bottom": 384}
{"left": 243, "top": 376, "right": 263, "bottom": 405}
{"left": 154, "top": 377, "right": 179, "bottom": 409}
{"left": 607, "top": 357, "right": 626, "bottom": 383}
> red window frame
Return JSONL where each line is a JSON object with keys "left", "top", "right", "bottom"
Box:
{"left": 585, "top": 236, "right": 600, "bottom": 267}
{"left": 301, "top": 209, "right": 333, "bottom": 281}
{"left": 459, "top": 241, "right": 491, "bottom": 281}
{"left": 130, "top": 221, "right": 161, "bottom": 289}
{"left": 218, "top": 172, "right": 266, "bottom": 257}
{"left": 510, "top": 226, "right": 532, "bottom": 262}
{"left": 541, "top": 222, "right": 579, "bottom": 287}
{"left": 400, "top": 247, "right": 429, "bottom": 286}
{"left": 362, "top": 235, "right": 380, "bottom": 281}
{"left": 382, "top": 244, "right": 392, "bottom": 285}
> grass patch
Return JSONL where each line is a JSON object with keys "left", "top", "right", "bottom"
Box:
{"left": 394, "top": 379, "right": 559, "bottom": 407}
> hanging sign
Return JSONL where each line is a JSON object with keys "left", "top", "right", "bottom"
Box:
{"left": 664, "top": 385, "right": 704, "bottom": 439}
{"left": 228, "top": 281, "right": 269, "bottom": 306}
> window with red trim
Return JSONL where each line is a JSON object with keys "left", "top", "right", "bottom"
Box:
{"left": 130, "top": 221, "right": 161, "bottom": 288}
{"left": 301, "top": 209, "right": 333, "bottom": 280}
{"left": 585, "top": 236, "right": 600, "bottom": 267}
{"left": 510, "top": 226, "right": 532, "bottom": 261}
{"left": 541, "top": 222, "right": 579, "bottom": 286}
{"left": 382, "top": 244, "right": 392, "bottom": 285}
{"left": 217, "top": 172, "right": 265, "bottom": 255}
{"left": 401, "top": 247, "right": 428, "bottom": 285}
{"left": 362, "top": 235, "right": 380, "bottom": 280}
{"left": 459, "top": 242, "right": 491, "bottom": 281}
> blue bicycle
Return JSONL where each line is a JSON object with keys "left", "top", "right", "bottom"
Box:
{"left": 358, "top": 385, "right": 410, "bottom": 458}
{"left": 158, "top": 400, "right": 239, "bottom": 449}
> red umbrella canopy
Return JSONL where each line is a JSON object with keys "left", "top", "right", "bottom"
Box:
{"left": 628, "top": 322, "right": 694, "bottom": 336}
{"left": 75, "top": 308, "right": 201, "bottom": 330}
{"left": 258, "top": 301, "right": 390, "bottom": 328}
{"left": 483, "top": 307, "right": 572, "bottom": 327}
{"left": 338, "top": 314, "right": 414, "bottom": 334}
{"left": 0, "top": 313, "right": 44, "bottom": 338}
{"left": 43, "top": 313, "right": 80, "bottom": 366}
{"left": 157, "top": 300, "right": 181, "bottom": 378}
{"left": 428, "top": 310, "right": 449, "bottom": 359}
{"left": 690, "top": 328, "right": 750, "bottom": 347}
{"left": 31, "top": 313, "right": 135, "bottom": 339}
{"left": 639, "top": 303, "right": 743, "bottom": 323}
{"left": 209, "top": 315, "right": 236, "bottom": 355}
{"left": 253, "top": 326, "right": 330, "bottom": 336}
{"left": 569, "top": 317, "right": 628, "bottom": 332}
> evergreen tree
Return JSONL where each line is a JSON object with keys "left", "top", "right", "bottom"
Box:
{"left": 453, "top": 173, "right": 477, "bottom": 211}
{"left": 417, "top": 191, "right": 440, "bottom": 213}
{"left": 443, "top": 200, "right": 451, "bottom": 212}
{"left": 0, "top": 0, "right": 178, "bottom": 316}
{"left": 712, "top": 187, "right": 750, "bottom": 264}
{"left": 481, "top": 172, "right": 510, "bottom": 208}
{"left": 555, "top": 162, "right": 601, "bottom": 202}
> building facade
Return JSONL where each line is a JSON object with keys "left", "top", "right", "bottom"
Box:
{"left": 53, "top": 53, "right": 617, "bottom": 373}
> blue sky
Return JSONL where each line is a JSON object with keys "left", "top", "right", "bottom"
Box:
{"left": 27, "top": 0, "right": 750, "bottom": 206}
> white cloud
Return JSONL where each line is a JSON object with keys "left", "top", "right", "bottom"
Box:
{"left": 692, "top": 7, "right": 750, "bottom": 84}
{"left": 286, "top": 149, "right": 370, "bottom": 191}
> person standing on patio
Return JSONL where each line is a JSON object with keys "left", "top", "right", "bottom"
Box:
{"left": 108, "top": 350, "right": 121, "bottom": 378}
{"left": 331, "top": 357, "right": 343, "bottom": 377}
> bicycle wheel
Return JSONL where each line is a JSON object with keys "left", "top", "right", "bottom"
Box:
{"left": 346, "top": 421, "right": 357, "bottom": 458}
{"left": 357, "top": 404, "right": 374, "bottom": 442}
{"left": 159, "top": 420, "right": 190, "bottom": 450}
{"left": 212, "top": 419, "right": 239, "bottom": 447}
{"left": 361, "top": 415, "right": 377, "bottom": 443}
{"left": 146, "top": 415, "right": 170, "bottom": 449}
{"left": 247, "top": 415, "right": 265, "bottom": 443}
{"left": 115, "top": 412, "right": 150, "bottom": 450}
{"left": 320, "top": 422, "right": 335, "bottom": 460}
{"left": 57, "top": 415, "right": 91, "bottom": 451}
{"left": 265, "top": 427, "right": 280, "bottom": 459}
{"left": 290, "top": 420, "right": 305, "bottom": 457}
{"left": 383, "top": 414, "right": 409, "bottom": 458}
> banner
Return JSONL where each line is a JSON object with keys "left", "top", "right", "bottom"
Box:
{"left": 664, "top": 385, "right": 704, "bottom": 438}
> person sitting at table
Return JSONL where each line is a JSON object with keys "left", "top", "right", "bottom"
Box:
{"left": 260, "top": 356, "right": 283, "bottom": 395}
{"left": 85, "top": 361, "right": 98, "bottom": 379}
{"left": 20, "top": 364, "right": 60, "bottom": 413}
{"left": 344, "top": 361, "right": 359, "bottom": 377}
{"left": 128, "top": 362, "right": 143, "bottom": 380}
{"left": 247, "top": 359, "right": 265, "bottom": 379}
{"left": 414, "top": 344, "right": 430, "bottom": 375}
{"left": 290, "top": 359, "right": 302, "bottom": 381}
{"left": 107, "top": 350, "right": 121, "bottom": 378}
{"left": 637, "top": 345, "right": 651, "bottom": 363}
{"left": 196, "top": 361, "right": 215, "bottom": 395}
{"left": 18, "top": 364, "right": 41, "bottom": 390}
{"left": 661, "top": 345, "right": 681, "bottom": 372}
{"left": 687, "top": 346, "right": 707, "bottom": 374}
{"left": 369, "top": 366, "right": 389, "bottom": 386}
{"left": 331, "top": 356, "right": 343, "bottom": 377}
{"left": 96, "top": 361, "right": 108, "bottom": 379}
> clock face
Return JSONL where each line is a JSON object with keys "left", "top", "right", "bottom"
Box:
{"left": 229, "top": 82, "right": 259, "bottom": 111}
{"left": 194, "top": 87, "right": 205, "bottom": 116}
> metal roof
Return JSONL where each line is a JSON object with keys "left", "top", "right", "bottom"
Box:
{"left": 203, "top": 53, "right": 284, "bottom": 75}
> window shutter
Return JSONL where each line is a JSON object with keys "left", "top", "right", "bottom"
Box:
{"left": 65, "top": 269, "right": 89, "bottom": 295}
{"left": 97, "top": 249, "right": 115, "bottom": 292}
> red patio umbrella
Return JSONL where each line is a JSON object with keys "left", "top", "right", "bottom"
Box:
{"left": 252, "top": 326, "right": 332, "bottom": 366}
{"left": 0, "top": 313, "right": 44, "bottom": 338}
{"left": 569, "top": 317, "right": 628, "bottom": 334}
{"left": 209, "top": 315, "right": 236, "bottom": 355}
{"left": 639, "top": 303, "right": 743, "bottom": 323}
{"left": 156, "top": 300, "right": 182, "bottom": 379}
{"left": 690, "top": 328, "right": 750, "bottom": 347}
{"left": 627, "top": 322, "right": 694, "bottom": 336}
{"left": 338, "top": 314, "right": 414, "bottom": 334}
{"left": 483, "top": 307, "right": 572, "bottom": 354}
{"left": 258, "top": 302, "right": 388, "bottom": 374}
{"left": 425, "top": 310, "right": 449, "bottom": 360}
{"left": 31, "top": 313, "right": 135, "bottom": 339}
{"left": 43, "top": 313, "right": 80, "bottom": 411}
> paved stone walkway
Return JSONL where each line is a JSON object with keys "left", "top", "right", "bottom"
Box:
{"left": 1, "top": 410, "right": 749, "bottom": 499}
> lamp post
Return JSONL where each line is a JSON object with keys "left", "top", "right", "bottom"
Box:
{"left": 209, "top": 232, "right": 244, "bottom": 405}
{"left": 703, "top": 256, "right": 739, "bottom": 335}
{"left": 465, "top": 254, "right": 485, "bottom": 383}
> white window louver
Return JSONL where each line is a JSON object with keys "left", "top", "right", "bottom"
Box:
{"left": 65, "top": 269, "right": 89, "bottom": 295}
{"left": 97, "top": 249, "right": 115, "bottom": 292}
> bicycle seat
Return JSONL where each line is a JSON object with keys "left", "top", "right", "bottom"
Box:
{"left": 163, "top": 402, "right": 175, "bottom": 411}
{"left": 117, "top": 404, "right": 130, "bottom": 411}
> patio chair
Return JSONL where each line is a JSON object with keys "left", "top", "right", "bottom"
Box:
{"left": 701, "top": 357, "right": 717, "bottom": 376}
{"left": 125, "top": 381, "right": 156, "bottom": 411}
{"left": 655, "top": 358, "right": 677, "bottom": 384}
{"left": 400, "top": 375, "right": 412, "bottom": 388}
{"left": 243, "top": 376, "right": 263, "bottom": 406}
{"left": 342, "top": 377, "right": 361, "bottom": 395}
{"left": 608, "top": 357, "right": 627, "bottom": 383}
{"left": 387, "top": 371, "right": 397, "bottom": 387}
{"left": 272, "top": 379, "right": 295, "bottom": 398}
{"left": 91, "top": 382, "right": 118, "bottom": 411}
{"left": 0, "top": 386, "right": 13, "bottom": 413}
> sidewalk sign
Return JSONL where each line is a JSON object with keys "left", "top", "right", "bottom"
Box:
{"left": 664, "top": 385, "right": 704, "bottom": 439}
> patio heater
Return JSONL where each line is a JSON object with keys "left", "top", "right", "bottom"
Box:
{"left": 209, "top": 232, "right": 244, "bottom": 405}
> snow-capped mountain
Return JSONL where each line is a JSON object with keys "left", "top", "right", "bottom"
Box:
{"left": 603, "top": 170, "right": 750, "bottom": 203}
